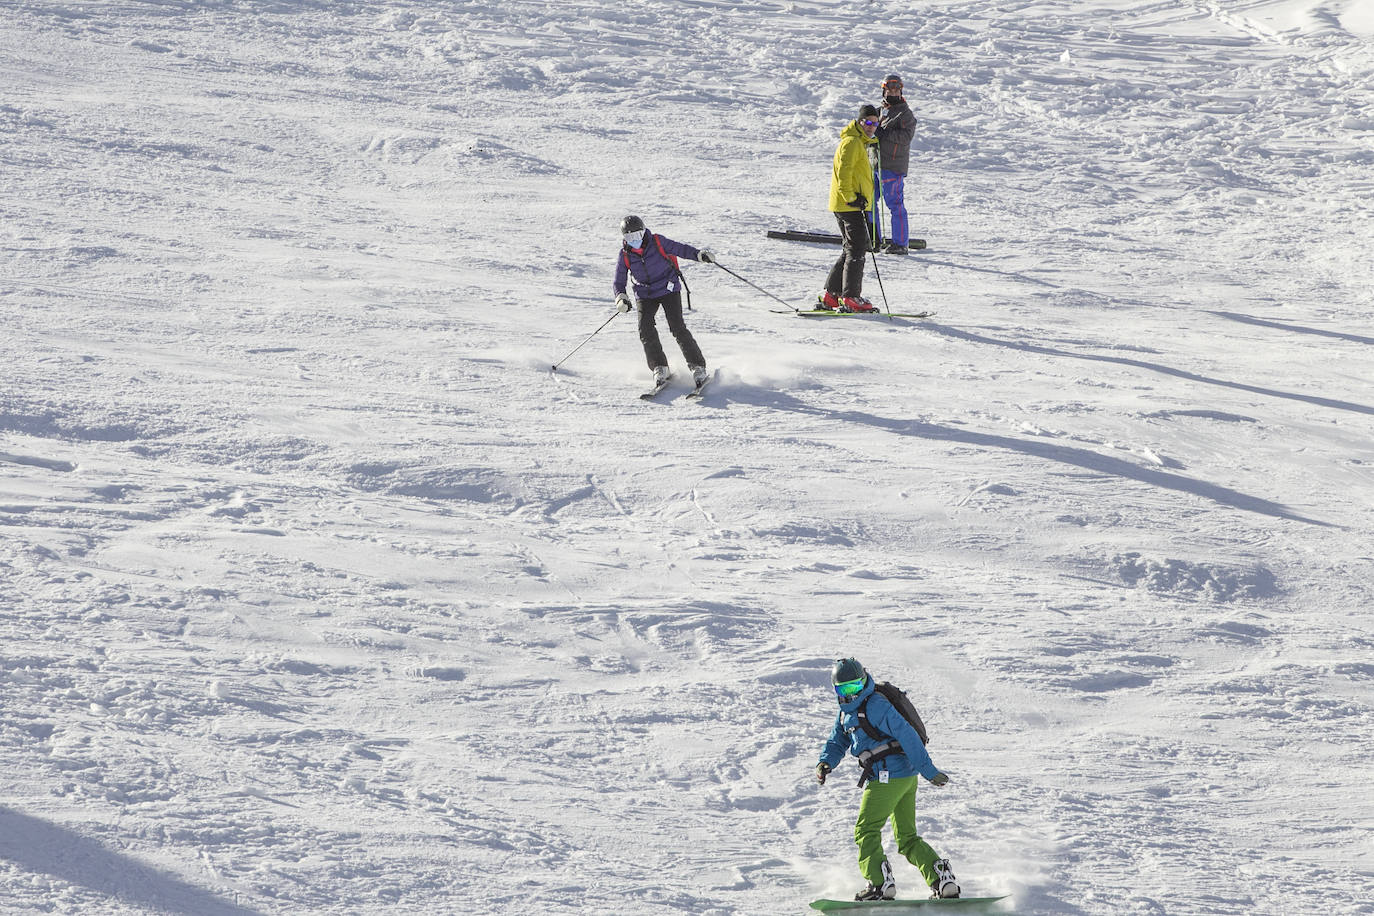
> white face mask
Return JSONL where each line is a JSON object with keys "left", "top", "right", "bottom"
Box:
{"left": 624, "top": 229, "right": 646, "bottom": 248}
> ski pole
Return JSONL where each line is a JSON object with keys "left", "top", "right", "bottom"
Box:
{"left": 711, "top": 261, "right": 800, "bottom": 313}
{"left": 871, "top": 168, "right": 884, "bottom": 253}
{"left": 869, "top": 247, "right": 892, "bottom": 319}
{"left": 551, "top": 310, "right": 621, "bottom": 372}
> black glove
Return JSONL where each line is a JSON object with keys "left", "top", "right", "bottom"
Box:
{"left": 930, "top": 772, "right": 949, "bottom": 787}
{"left": 850, "top": 194, "right": 868, "bottom": 211}
{"left": 698, "top": 249, "right": 716, "bottom": 264}
{"left": 816, "top": 762, "right": 831, "bottom": 785}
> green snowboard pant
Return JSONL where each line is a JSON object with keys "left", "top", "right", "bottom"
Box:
{"left": 854, "top": 774, "right": 941, "bottom": 888}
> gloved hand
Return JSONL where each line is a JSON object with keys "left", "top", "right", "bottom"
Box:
{"left": 815, "top": 762, "right": 831, "bottom": 785}
{"left": 698, "top": 250, "right": 716, "bottom": 264}
{"left": 615, "top": 293, "right": 632, "bottom": 313}
{"left": 849, "top": 194, "right": 868, "bottom": 211}
{"left": 930, "top": 772, "right": 949, "bottom": 787}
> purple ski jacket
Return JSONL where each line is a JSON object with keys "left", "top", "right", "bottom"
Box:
{"left": 613, "top": 233, "right": 701, "bottom": 301}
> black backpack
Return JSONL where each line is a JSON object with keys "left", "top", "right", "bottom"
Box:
{"left": 857, "top": 681, "right": 929, "bottom": 747}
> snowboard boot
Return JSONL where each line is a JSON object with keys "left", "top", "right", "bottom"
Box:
{"left": 690, "top": 365, "right": 708, "bottom": 386}
{"left": 817, "top": 291, "right": 840, "bottom": 311}
{"left": 652, "top": 366, "right": 671, "bottom": 386}
{"left": 881, "top": 242, "right": 909, "bottom": 256}
{"left": 855, "top": 860, "right": 897, "bottom": 901}
{"left": 930, "top": 859, "right": 960, "bottom": 899}
{"left": 840, "top": 296, "right": 879, "bottom": 313}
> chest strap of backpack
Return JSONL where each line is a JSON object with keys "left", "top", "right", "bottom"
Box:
{"left": 855, "top": 740, "right": 903, "bottom": 788}
{"left": 855, "top": 696, "right": 886, "bottom": 741}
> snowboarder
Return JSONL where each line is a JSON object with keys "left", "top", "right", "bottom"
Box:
{"left": 613, "top": 215, "right": 714, "bottom": 389}
{"left": 817, "top": 106, "right": 880, "bottom": 313}
{"left": 876, "top": 74, "right": 917, "bottom": 255}
{"left": 815, "top": 658, "right": 961, "bottom": 902}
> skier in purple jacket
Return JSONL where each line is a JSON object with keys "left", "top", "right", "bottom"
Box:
{"left": 613, "top": 215, "right": 714, "bottom": 388}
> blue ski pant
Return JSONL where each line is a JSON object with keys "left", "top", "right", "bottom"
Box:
{"left": 879, "top": 169, "right": 908, "bottom": 246}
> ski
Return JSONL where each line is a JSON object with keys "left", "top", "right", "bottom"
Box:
{"left": 766, "top": 229, "right": 841, "bottom": 244}
{"left": 638, "top": 375, "right": 672, "bottom": 400}
{"left": 810, "top": 896, "right": 1008, "bottom": 912}
{"left": 684, "top": 370, "right": 716, "bottom": 400}
{"left": 787, "top": 310, "right": 936, "bottom": 319}
{"left": 766, "top": 229, "right": 926, "bottom": 251}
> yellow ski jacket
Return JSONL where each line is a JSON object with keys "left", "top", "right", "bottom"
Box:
{"left": 828, "top": 120, "right": 878, "bottom": 212}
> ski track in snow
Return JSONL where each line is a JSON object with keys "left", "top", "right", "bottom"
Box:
{"left": 3, "top": 0, "right": 1373, "bottom": 913}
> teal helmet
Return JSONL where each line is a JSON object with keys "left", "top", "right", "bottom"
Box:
{"left": 832, "top": 657, "right": 868, "bottom": 703}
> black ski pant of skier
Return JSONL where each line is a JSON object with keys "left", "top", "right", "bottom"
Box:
{"left": 824, "top": 210, "right": 869, "bottom": 298}
{"left": 637, "top": 291, "right": 705, "bottom": 371}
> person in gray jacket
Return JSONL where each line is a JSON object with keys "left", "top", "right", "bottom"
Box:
{"left": 876, "top": 74, "right": 917, "bottom": 254}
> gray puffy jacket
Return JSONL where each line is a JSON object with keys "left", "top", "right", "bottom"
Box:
{"left": 877, "top": 98, "right": 916, "bottom": 175}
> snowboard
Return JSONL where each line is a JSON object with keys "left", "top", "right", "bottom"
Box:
{"left": 810, "top": 896, "right": 1008, "bottom": 912}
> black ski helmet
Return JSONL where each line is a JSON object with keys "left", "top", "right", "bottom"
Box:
{"left": 881, "top": 74, "right": 904, "bottom": 95}
{"left": 621, "top": 214, "right": 646, "bottom": 235}
{"left": 858, "top": 103, "right": 880, "bottom": 120}
{"left": 832, "top": 657, "right": 867, "bottom": 685}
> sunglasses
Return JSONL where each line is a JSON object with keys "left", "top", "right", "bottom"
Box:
{"left": 860, "top": 118, "right": 878, "bottom": 128}
{"left": 834, "top": 677, "right": 866, "bottom": 698}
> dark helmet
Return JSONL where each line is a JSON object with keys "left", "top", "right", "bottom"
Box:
{"left": 832, "top": 658, "right": 869, "bottom": 703}
{"left": 858, "top": 103, "right": 880, "bottom": 120}
{"left": 620, "top": 214, "right": 646, "bottom": 235}
{"left": 881, "top": 74, "right": 904, "bottom": 95}
{"left": 832, "top": 657, "right": 866, "bottom": 684}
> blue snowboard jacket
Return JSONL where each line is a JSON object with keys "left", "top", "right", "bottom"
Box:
{"left": 613, "top": 232, "right": 701, "bottom": 302}
{"left": 818, "top": 679, "right": 941, "bottom": 783}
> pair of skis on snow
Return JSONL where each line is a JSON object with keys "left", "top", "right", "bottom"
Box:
{"left": 783, "top": 308, "right": 936, "bottom": 319}
{"left": 809, "top": 895, "right": 1009, "bottom": 911}
{"left": 639, "top": 371, "right": 712, "bottom": 402}
{"left": 766, "top": 228, "right": 927, "bottom": 251}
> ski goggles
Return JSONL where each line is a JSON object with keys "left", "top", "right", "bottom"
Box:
{"left": 623, "top": 229, "right": 646, "bottom": 248}
{"left": 834, "top": 677, "right": 866, "bottom": 699}
{"left": 859, "top": 118, "right": 879, "bottom": 128}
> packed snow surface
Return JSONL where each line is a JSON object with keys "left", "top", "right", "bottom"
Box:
{"left": 3, "top": 0, "right": 1373, "bottom": 913}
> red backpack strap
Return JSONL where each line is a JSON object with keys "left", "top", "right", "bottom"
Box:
{"left": 653, "top": 233, "right": 680, "bottom": 271}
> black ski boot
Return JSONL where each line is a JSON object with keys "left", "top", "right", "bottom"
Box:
{"left": 855, "top": 861, "right": 896, "bottom": 900}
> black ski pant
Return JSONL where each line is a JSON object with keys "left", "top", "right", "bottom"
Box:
{"left": 637, "top": 291, "right": 704, "bottom": 371}
{"left": 824, "top": 209, "right": 869, "bottom": 298}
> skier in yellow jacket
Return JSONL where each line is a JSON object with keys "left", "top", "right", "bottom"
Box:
{"left": 818, "top": 104, "right": 880, "bottom": 313}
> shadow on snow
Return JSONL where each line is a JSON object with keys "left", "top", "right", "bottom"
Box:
{"left": 1208, "top": 310, "right": 1374, "bottom": 348}
{"left": 724, "top": 388, "right": 1330, "bottom": 528}
{"left": 928, "top": 323, "right": 1374, "bottom": 419}
{"left": 0, "top": 807, "right": 264, "bottom": 916}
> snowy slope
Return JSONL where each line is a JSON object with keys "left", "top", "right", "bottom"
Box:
{"left": 2, "top": 0, "right": 1373, "bottom": 913}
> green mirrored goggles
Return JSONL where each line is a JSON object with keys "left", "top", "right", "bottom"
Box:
{"left": 834, "top": 677, "right": 866, "bottom": 698}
